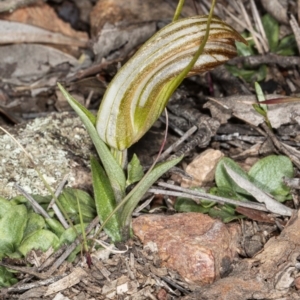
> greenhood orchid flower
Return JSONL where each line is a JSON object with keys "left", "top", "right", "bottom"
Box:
{"left": 96, "top": 15, "right": 246, "bottom": 151}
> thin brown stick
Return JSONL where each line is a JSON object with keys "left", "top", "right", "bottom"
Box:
{"left": 229, "top": 54, "right": 300, "bottom": 68}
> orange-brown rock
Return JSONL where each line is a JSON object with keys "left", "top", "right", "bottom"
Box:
{"left": 181, "top": 149, "right": 224, "bottom": 187}
{"left": 132, "top": 212, "right": 240, "bottom": 285}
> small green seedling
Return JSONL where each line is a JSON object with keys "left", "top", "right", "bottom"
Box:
{"left": 175, "top": 155, "right": 294, "bottom": 221}
{"left": 252, "top": 81, "right": 272, "bottom": 128}
{"left": 227, "top": 13, "right": 297, "bottom": 82}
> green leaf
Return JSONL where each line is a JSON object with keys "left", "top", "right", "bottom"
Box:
{"left": 0, "top": 205, "right": 27, "bottom": 257}
{"left": 23, "top": 212, "right": 45, "bottom": 239}
{"left": 57, "top": 83, "right": 126, "bottom": 200}
{"left": 262, "top": 14, "right": 279, "bottom": 52}
{"left": 66, "top": 244, "right": 82, "bottom": 262}
{"left": 91, "top": 156, "right": 122, "bottom": 242}
{"left": 64, "top": 188, "right": 96, "bottom": 208}
{"left": 215, "top": 157, "right": 251, "bottom": 199}
{"left": 255, "top": 82, "right": 267, "bottom": 111}
{"left": 209, "top": 186, "right": 245, "bottom": 201}
{"left": 59, "top": 223, "right": 88, "bottom": 245}
{"left": 175, "top": 198, "right": 211, "bottom": 213}
{"left": 127, "top": 154, "right": 144, "bottom": 186}
{"left": 248, "top": 155, "right": 294, "bottom": 202}
{"left": 120, "top": 156, "right": 183, "bottom": 228}
{"left": 0, "top": 197, "right": 12, "bottom": 218}
{"left": 58, "top": 188, "right": 96, "bottom": 223}
{"left": 226, "top": 64, "right": 267, "bottom": 82}
{"left": 18, "top": 229, "right": 60, "bottom": 256}
{"left": 252, "top": 103, "right": 267, "bottom": 117}
{"left": 175, "top": 187, "right": 215, "bottom": 213}
{"left": 45, "top": 218, "right": 65, "bottom": 237}
{"left": 236, "top": 33, "right": 255, "bottom": 56}
{"left": 208, "top": 205, "right": 243, "bottom": 223}
{"left": 276, "top": 35, "right": 297, "bottom": 56}
{"left": 57, "top": 191, "right": 78, "bottom": 221}
{"left": 0, "top": 266, "right": 18, "bottom": 288}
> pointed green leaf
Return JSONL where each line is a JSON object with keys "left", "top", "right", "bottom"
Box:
{"left": 120, "top": 156, "right": 182, "bottom": 227}
{"left": 215, "top": 157, "right": 251, "bottom": 199}
{"left": 175, "top": 198, "right": 211, "bottom": 213}
{"left": 262, "top": 14, "right": 279, "bottom": 52}
{"left": 276, "top": 35, "right": 297, "bottom": 56}
{"left": 57, "top": 83, "right": 126, "bottom": 199}
{"left": 255, "top": 82, "right": 267, "bottom": 111}
{"left": 226, "top": 64, "right": 267, "bottom": 82}
{"left": 236, "top": 33, "right": 255, "bottom": 56}
{"left": 91, "top": 156, "right": 122, "bottom": 242}
{"left": 127, "top": 154, "right": 144, "bottom": 186}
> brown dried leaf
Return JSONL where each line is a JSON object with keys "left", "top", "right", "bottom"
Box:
{"left": 207, "top": 94, "right": 300, "bottom": 129}
{"left": 90, "top": 0, "right": 197, "bottom": 61}
{"left": 235, "top": 207, "right": 276, "bottom": 224}
{"left": 44, "top": 267, "right": 88, "bottom": 296}
{"left": 0, "top": 2, "right": 88, "bottom": 41}
{"left": 0, "top": 20, "right": 87, "bottom": 47}
{"left": 261, "top": 0, "right": 289, "bottom": 24}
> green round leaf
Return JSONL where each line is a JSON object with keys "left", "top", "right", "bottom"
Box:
{"left": 59, "top": 224, "right": 88, "bottom": 245}
{"left": 18, "top": 229, "right": 59, "bottom": 256}
{"left": 0, "top": 197, "right": 12, "bottom": 218}
{"left": 23, "top": 212, "right": 45, "bottom": 239}
{"left": 248, "top": 155, "right": 293, "bottom": 201}
{"left": 45, "top": 218, "right": 65, "bottom": 237}
{"left": 0, "top": 266, "right": 18, "bottom": 288}
{"left": 0, "top": 205, "right": 27, "bottom": 257}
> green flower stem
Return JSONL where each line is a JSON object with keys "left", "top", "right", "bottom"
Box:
{"left": 173, "top": 0, "right": 185, "bottom": 21}
{"left": 167, "top": 0, "right": 216, "bottom": 94}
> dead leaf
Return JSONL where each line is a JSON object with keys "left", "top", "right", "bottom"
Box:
{"left": 267, "top": 100, "right": 300, "bottom": 128}
{"left": 1, "top": 2, "right": 88, "bottom": 40}
{"left": 44, "top": 267, "right": 88, "bottom": 296}
{"left": 0, "top": 20, "right": 87, "bottom": 47}
{"left": 0, "top": 44, "right": 79, "bottom": 82}
{"left": 207, "top": 95, "right": 265, "bottom": 126}
{"left": 235, "top": 206, "right": 276, "bottom": 224}
{"left": 261, "top": 0, "right": 289, "bottom": 24}
{"left": 207, "top": 94, "right": 300, "bottom": 129}
{"left": 90, "top": 0, "right": 197, "bottom": 61}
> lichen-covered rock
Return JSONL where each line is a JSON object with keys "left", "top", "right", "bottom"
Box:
{"left": 0, "top": 112, "right": 94, "bottom": 198}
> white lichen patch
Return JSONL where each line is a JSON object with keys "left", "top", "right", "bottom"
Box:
{"left": 0, "top": 112, "right": 94, "bottom": 199}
